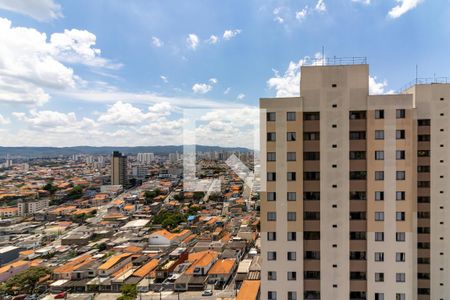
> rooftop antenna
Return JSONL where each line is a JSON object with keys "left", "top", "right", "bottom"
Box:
{"left": 321, "top": 46, "right": 325, "bottom": 66}
{"left": 415, "top": 65, "right": 418, "bottom": 85}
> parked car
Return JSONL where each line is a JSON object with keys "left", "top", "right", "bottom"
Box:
{"left": 202, "top": 289, "right": 213, "bottom": 296}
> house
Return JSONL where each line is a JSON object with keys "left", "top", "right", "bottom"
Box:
{"left": 0, "top": 260, "right": 30, "bottom": 282}
{"left": 53, "top": 253, "right": 97, "bottom": 280}
{"left": 174, "top": 250, "right": 219, "bottom": 291}
{"left": 207, "top": 258, "right": 237, "bottom": 288}
{"left": 148, "top": 229, "right": 191, "bottom": 247}
{"left": 236, "top": 280, "right": 260, "bottom": 300}
{"left": 98, "top": 253, "right": 132, "bottom": 277}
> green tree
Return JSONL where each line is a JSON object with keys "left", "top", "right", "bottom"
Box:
{"left": 66, "top": 185, "right": 83, "bottom": 200}
{"left": 118, "top": 284, "right": 137, "bottom": 300}
{"left": 0, "top": 267, "right": 52, "bottom": 295}
{"left": 43, "top": 182, "right": 58, "bottom": 194}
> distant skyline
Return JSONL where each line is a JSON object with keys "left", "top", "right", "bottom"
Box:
{"left": 0, "top": 0, "right": 449, "bottom": 147}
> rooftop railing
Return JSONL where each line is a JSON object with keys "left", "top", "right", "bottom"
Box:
{"left": 398, "top": 77, "right": 450, "bottom": 93}
{"left": 302, "top": 56, "right": 367, "bottom": 66}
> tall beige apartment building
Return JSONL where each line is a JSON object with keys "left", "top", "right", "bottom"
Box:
{"left": 111, "top": 151, "right": 128, "bottom": 187}
{"left": 260, "top": 62, "right": 450, "bottom": 300}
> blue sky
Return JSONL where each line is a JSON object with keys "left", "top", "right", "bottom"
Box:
{"left": 0, "top": 0, "right": 449, "bottom": 147}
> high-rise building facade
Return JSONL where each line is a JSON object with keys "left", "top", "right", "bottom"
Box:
{"left": 260, "top": 62, "right": 450, "bottom": 300}
{"left": 111, "top": 151, "right": 128, "bottom": 187}
{"left": 137, "top": 152, "right": 155, "bottom": 164}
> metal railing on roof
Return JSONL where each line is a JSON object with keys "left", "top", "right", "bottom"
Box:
{"left": 302, "top": 56, "right": 367, "bottom": 66}
{"left": 398, "top": 77, "right": 450, "bottom": 93}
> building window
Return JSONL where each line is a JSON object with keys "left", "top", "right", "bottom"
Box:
{"left": 418, "top": 150, "right": 430, "bottom": 157}
{"left": 304, "top": 192, "right": 320, "bottom": 200}
{"left": 287, "top": 212, "right": 297, "bottom": 221}
{"left": 417, "top": 165, "right": 430, "bottom": 172}
{"left": 396, "top": 130, "right": 406, "bottom": 139}
{"left": 303, "top": 152, "right": 320, "bottom": 160}
{"left": 287, "top": 252, "right": 297, "bottom": 261}
{"left": 349, "top": 151, "right": 366, "bottom": 160}
{"left": 396, "top": 294, "right": 406, "bottom": 300}
{"left": 304, "top": 132, "right": 320, "bottom": 140}
{"left": 304, "top": 112, "right": 320, "bottom": 120}
{"left": 304, "top": 172, "right": 320, "bottom": 180}
{"left": 287, "top": 132, "right": 296, "bottom": 141}
{"left": 396, "top": 273, "right": 406, "bottom": 282}
{"left": 304, "top": 251, "right": 320, "bottom": 260}
{"left": 267, "top": 232, "right": 276, "bottom": 241}
{"left": 375, "top": 212, "right": 384, "bottom": 221}
{"left": 304, "top": 231, "right": 320, "bottom": 240}
{"left": 267, "top": 192, "right": 276, "bottom": 201}
{"left": 375, "top": 293, "right": 385, "bottom": 300}
{"left": 375, "top": 151, "right": 384, "bottom": 160}
{"left": 418, "top": 134, "right": 431, "bottom": 141}
{"left": 267, "top": 112, "right": 276, "bottom": 121}
{"left": 287, "top": 112, "right": 296, "bottom": 121}
{"left": 268, "top": 291, "right": 277, "bottom": 300}
{"left": 350, "top": 191, "right": 366, "bottom": 200}
{"left": 375, "top": 130, "right": 384, "bottom": 140}
{"left": 349, "top": 111, "right": 366, "bottom": 119}
{"left": 396, "top": 191, "right": 405, "bottom": 201}
{"left": 375, "top": 109, "right": 384, "bottom": 119}
{"left": 375, "top": 171, "right": 384, "bottom": 180}
{"left": 396, "top": 109, "right": 406, "bottom": 119}
{"left": 267, "top": 252, "right": 277, "bottom": 261}
{"left": 396, "top": 252, "right": 406, "bottom": 262}
{"left": 396, "top": 171, "right": 406, "bottom": 180}
{"left": 287, "top": 172, "right": 296, "bottom": 181}
{"left": 350, "top": 171, "right": 367, "bottom": 180}
{"left": 396, "top": 150, "right": 405, "bottom": 160}
{"left": 267, "top": 212, "right": 276, "bottom": 221}
{"left": 305, "top": 212, "right": 320, "bottom": 220}
{"left": 396, "top": 232, "right": 406, "bottom": 241}
{"left": 375, "top": 272, "right": 384, "bottom": 282}
{"left": 375, "top": 232, "right": 384, "bottom": 241}
{"left": 287, "top": 232, "right": 297, "bottom": 241}
{"left": 375, "top": 191, "right": 384, "bottom": 201}
{"left": 287, "top": 152, "right": 296, "bottom": 161}
{"left": 287, "top": 291, "right": 297, "bottom": 300}
{"left": 267, "top": 132, "right": 276, "bottom": 141}
{"left": 287, "top": 192, "right": 296, "bottom": 201}
{"left": 374, "top": 252, "right": 384, "bottom": 262}
{"left": 268, "top": 271, "right": 277, "bottom": 280}
{"left": 350, "top": 131, "right": 366, "bottom": 140}
{"left": 287, "top": 272, "right": 297, "bottom": 280}
{"left": 267, "top": 172, "right": 276, "bottom": 181}
{"left": 396, "top": 212, "right": 406, "bottom": 221}
{"left": 418, "top": 119, "right": 431, "bottom": 126}
{"left": 267, "top": 152, "right": 276, "bottom": 161}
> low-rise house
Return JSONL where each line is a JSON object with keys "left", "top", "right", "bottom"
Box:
{"left": 236, "top": 280, "right": 260, "bottom": 300}
{"left": 207, "top": 258, "right": 237, "bottom": 288}
{"left": 0, "top": 260, "right": 30, "bottom": 282}
{"left": 53, "top": 253, "right": 97, "bottom": 280}
{"left": 0, "top": 207, "right": 18, "bottom": 218}
{"left": 148, "top": 229, "right": 191, "bottom": 247}
{"left": 98, "top": 253, "right": 132, "bottom": 277}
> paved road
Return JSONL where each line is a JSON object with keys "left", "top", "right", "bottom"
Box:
{"left": 93, "top": 291, "right": 235, "bottom": 300}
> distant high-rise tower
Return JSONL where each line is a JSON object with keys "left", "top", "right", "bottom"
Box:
{"left": 111, "top": 151, "right": 127, "bottom": 187}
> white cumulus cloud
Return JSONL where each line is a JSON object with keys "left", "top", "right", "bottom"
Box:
{"left": 0, "top": 113, "right": 10, "bottom": 125}
{"left": 152, "top": 36, "right": 163, "bottom": 47}
{"left": 207, "top": 35, "right": 219, "bottom": 44}
{"left": 369, "top": 76, "right": 394, "bottom": 95}
{"left": 237, "top": 93, "right": 246, "bottom": 100}
{"left": 352, "top": 0, "right": 371, "bottom": 4}
{"left": 295, "top": 6, "right": 309, "bottom": 21}
{"left": 186, "top": 34, "right": 199, "bottom": 50}
{"left": 192, "top": 83, "right": 213, "bottom": 94}
{"left": 315, "top": 0, "right": 327, "bottom": 12}
{"left": 388, "top": 0, "right": 422, "bottom": 18}
{"left": 0, "top": 0, "right": 62, "bottom": 22}
{"left": 160, "top": 75, "right": 168, "bottom": 83}
{"left": 267, "top": 52, "right": 324, "bottom": 97}
{"left": 0, "top": 17, "right": 118, "bottom": 105}
{"left": 223, "top": 29, "right": 241, "bottom": 40}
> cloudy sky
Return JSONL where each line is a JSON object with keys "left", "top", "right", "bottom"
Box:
{"left": 0, "top": 0, "right": 449, "bottom": 148}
